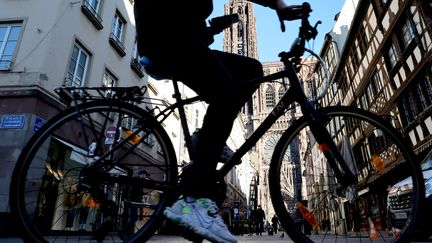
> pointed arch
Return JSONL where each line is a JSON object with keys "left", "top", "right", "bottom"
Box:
{"left": 265, "top": 85, "right": 275, "bottom": 109}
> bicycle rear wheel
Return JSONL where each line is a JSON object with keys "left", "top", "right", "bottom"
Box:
{"left": 269, "top": 106, "right": 424, "bottom": 243}
{"left": 10, "top": 100, "right": 178, "bottom": 242}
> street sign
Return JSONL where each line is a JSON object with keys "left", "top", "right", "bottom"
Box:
{"left": 105, "top": 125, "right": 117, "bottom": 139}
{"left": 105, "top": 125, "right": 117, "bottom": 144}
{"left": 33, "top": 116, "right": 46, "bottom": 132}
{"left": 0, "top": 114, "right": 25, "bottom": 129}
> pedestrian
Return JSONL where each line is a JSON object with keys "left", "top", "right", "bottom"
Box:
{"left": 255, "top": 205, "right": 265, "bottom": 235}
{"left": 248, "top": 210, "right": 255, "bottom": 235}
{"left": 271, "top": 214, "right": 279, "bottom": 234}
{"left": 133, "top": 1, "right": 307, "bottom": 243}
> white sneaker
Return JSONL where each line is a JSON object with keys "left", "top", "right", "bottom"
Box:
{"left": 164, "top": 197, "right": 237, "bottom": 243}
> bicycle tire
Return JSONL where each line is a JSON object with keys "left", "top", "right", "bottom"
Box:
{"left": 269, "top": 106, "right": 424, "bottom": 243}
{"left": 10, "top": 100, "right": 178, "bottom": 243}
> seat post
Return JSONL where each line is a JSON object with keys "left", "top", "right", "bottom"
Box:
{"left": 172, "top": 79, "right": 195, "bottom": 160}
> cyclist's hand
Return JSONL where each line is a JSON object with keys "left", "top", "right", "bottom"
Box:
{"left": 276, "top": 5, "right": 305, "bottom": 21}
{"left": 276, "top": 3, "right": 311, "bottom": 32}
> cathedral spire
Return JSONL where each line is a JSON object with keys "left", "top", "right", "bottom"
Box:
{"left": 223, "top": 0, "right": 259, "bottom": 59}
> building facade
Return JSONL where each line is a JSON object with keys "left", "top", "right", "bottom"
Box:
{"left": 0, "top": 0, "right": 147, "bottom": 232}
{"left": 0, "top": 0, "right": 253, "bottom": 234}
{"left": 309, "top": 0, "right": 432, "bottom": 234}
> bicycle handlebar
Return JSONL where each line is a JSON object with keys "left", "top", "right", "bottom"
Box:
{"left": 278, "top": 3, "right": 321, "bottom": 61}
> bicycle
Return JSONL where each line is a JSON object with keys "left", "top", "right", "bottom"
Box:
{"left": 9, "top": 3, "right": 425, "bottom": 243}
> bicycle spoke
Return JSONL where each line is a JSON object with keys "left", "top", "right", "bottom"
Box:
{"left": 11, "top": 101, "right": 178, "bottom": 242}
{"left": 270, "top": 107, "right": 423, "bottom": 243}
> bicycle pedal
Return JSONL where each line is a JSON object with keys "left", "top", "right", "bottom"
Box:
{"left": 180, "top": 226, "right": 204, "bottom": 243}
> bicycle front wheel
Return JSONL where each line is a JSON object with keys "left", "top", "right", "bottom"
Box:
{"left": 10, "top": 100, "right": 178, "bottom": 243}
{"left": 269, "top": 106, "right": 424, "bottom": 243}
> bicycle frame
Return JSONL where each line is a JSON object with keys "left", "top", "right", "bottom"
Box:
{"left": 158, "top": 56, "right": 356, "bottom": 187}
{"left": 138, "top": 10, "right": 356, "bottom": 187}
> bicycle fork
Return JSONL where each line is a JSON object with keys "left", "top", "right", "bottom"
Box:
{"left": 301, "top": 102, "right": 357, "bottom": 187}
{"left": 285, "top": 62, "right": 357, "bottom": 189}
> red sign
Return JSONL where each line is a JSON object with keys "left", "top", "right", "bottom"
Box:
{"left": 105, "top": 125, "right": 117, "bottom": 139}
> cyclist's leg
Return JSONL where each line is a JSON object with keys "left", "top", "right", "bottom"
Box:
{"left": 184, "top": 50, "right": 262, "bottom": 200}
{"left": 153, "top": 38, "right": 261, "bottom": 242}
{"left": 149, "top": 38, "right": 262, "bottom": 200}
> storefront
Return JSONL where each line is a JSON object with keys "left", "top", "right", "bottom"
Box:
{"left": 30, "top": 136, "right": 162, "bottom": 234}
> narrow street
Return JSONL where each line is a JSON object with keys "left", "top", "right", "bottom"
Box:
{"left": 1, "top": 233, "right": 431, "bottom": 243}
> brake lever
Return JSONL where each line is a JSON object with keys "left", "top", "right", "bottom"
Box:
{"left": 279, "top": 17, "right": 286, "bottom": 32}
{"left": 311, "top": 21, "right": 322, "bottom": 40}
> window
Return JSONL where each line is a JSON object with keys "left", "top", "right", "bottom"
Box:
{"left": 86, "top": 0, "right": 100, "bottom": 11}
{"left": 372, "top": 71, "right": 384, "bottom": 93}
{"left": 416, "top": 77, "right": 432, "bottom": 110}
{"left": 361, "top": 93, "right": 369, "bottom": 110}
{"left": 398, "top": 76, "right": 432, "bottom": 127}
{"left": 65, "top": 43, "right": 90, "bottom": 87}
{"left": 401, "top": 19, "right": 415, "bottom": 48}
{"left": 324, "top": 46, "right": 337, "bottom": 75}
{"left": 112, "top": 13, "right": 124, "bottom": 41}
{"left": 278, "top": 86, "right": 285, "bottom": 100}
{"left": 130, "top": 41, "right": 144, "bottom": 77}
{"left": 144, "top": 133, "right": 155, "bottom": 147}
{"left": 102, "top": 70, "right": 116, "bottom": 88}
{"left": 357, "top": 24, "right": 369, "bottom": 54}
{"left": 102, "top": 69, "right": 117, "bottom": 97}
{"left": 386, "top": 43, "right": 398, "bottom": 70}
{"left": 109, "top": 11, "right": 126, "bottom": 56}
{"left": 0, "top": 23, "right": 22, "bottom": 70}
{"left": 401, "top": 94, "right": 416, "bottom": 124}
{"left": 265, "top": 86, "right": 275, "bottom": 109}
{"left": 339, "top": 73, "right": 349, "bottom": 95}
{"left": 349, "top": 48, "right": 360, "bottom": 74}
{"left": 366, "top": 82, "right": 377, "bottom": 104}
{"left": 81, "top": 0, "right": 103, "bottom": 30}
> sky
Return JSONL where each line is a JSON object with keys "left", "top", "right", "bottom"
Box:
{"left": 209, "top": 0, "right": 346, "bottom": 62}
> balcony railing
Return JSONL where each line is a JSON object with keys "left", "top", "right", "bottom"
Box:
{"left": 109, "top": 33, "right": 126, "bottom": 57}
{"left": 81, "top": 0, "right": 103, "bottom": 30}
{"left": 130, "top": 57, "right": 145, "bottom": 78}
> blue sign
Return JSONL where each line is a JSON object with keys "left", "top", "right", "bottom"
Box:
{"left": 0, "top": 114, "right": 25, "bottom": 129}
{"left": 33, "top": 116, "right": 47, "bottom": 132}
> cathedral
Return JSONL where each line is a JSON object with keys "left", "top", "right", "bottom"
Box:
{"left": 222, "top": 0, "right": 311, "bottom": 219}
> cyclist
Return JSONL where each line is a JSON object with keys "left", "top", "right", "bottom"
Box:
{"left": 133, "top": 1, "right": 307, "bottom": 242}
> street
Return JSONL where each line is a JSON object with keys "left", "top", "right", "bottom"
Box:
{"left": 1, "top": 233, "right": 431, "bottom": 243}
{"left": 146, "top": 234, "right": 432, "bottom": 243}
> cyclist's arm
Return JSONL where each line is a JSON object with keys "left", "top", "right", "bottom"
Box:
{"left": 247, "top": 0, "right": 283, "bottom": 9}
{"left": 247, "top": 0, "right": 306, "bottom": 20}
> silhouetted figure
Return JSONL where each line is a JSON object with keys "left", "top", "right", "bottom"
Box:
{"left": 271, "top": 215, "right": 279, "bottom": 234}
{"left": 255, "top": 205, "right": 265, "bottom": 235}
